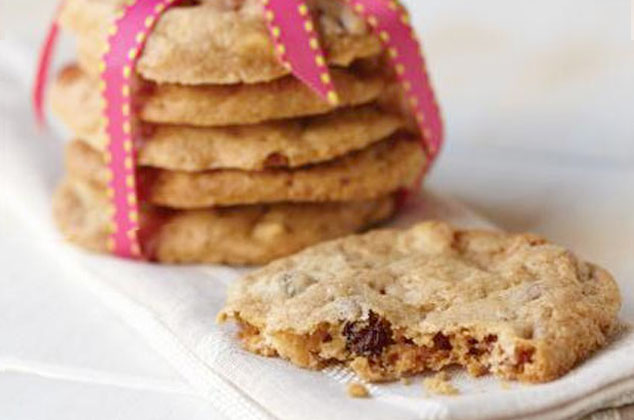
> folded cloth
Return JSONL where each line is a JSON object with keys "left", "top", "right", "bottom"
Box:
{"left": 1, "top": 42, "right": 633, "bottom": 420}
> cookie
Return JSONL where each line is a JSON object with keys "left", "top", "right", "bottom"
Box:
{"left": 52, "top": 64, "right": 388, "bottom": 127}
{"left": 53, "top": 179, "right": 396, "bottom": 265}
{"left": 218, "top": 221, "right": 622, "bottom": 383}
{"left": 51, "top": 83, "right": 405, "bottom": 170}
{"left": 65, "top": 135, "right": 425, "bottom": 209}
{"left": 60, "top": 0, "right": 382, "bottom": 85}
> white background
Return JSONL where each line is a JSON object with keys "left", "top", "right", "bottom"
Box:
{"left": 1, "top": 1, "right": 633, "bottom": 419}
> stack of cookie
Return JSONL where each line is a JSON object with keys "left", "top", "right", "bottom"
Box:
{"left": 51, "top": 0, "right": 426, "bottom": 264}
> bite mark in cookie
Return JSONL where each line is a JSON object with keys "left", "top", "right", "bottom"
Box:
{"left": 218, "top": 222, "right": 622, "bottom": 382}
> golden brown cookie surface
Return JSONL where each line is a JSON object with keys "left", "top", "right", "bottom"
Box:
{"left": 51, "top": 80, "right": 406, "bottom": 170}
{"left": 64, "top": 135, "right": 425, "bottom": 209}
{"left": 219, "top": 221, "right": 622, "bottom": 382}
{"left": 54, "top": 179, "right": 396, "bottom": 265}
{"left": 60, "top": 0, "right": 382, "bottom": 85}
{"left": 52, "top": 65, "right": 388, "bottom": 127}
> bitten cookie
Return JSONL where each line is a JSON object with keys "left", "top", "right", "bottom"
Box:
{"left": 219, "top": 221, "right": 622, "bottom": 382}
{"left": 54, "top": 179, "right": 396, "bottom": 265}
{"left": 60, "top": 0, "right": 382, "bottom": 85}
{"left": 52, "top": 64, "right": 388, "bottom": 127}
{"left": 51, "top": 83, "right": 406, "bottom": 170}
{"left": 64, "top": 135, "right": 425, "bottom": 209}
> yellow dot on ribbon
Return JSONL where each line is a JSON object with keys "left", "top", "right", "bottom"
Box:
{"left": 309, "top": 38, "right": 319, "bottom": 50}
{"left": 304, "top": 21, "right": 314, "bottom": 32}
{"left": 276, "top": 44, "right": 286, "bottom": 56}
{"left": 271, "top": 26, "right": 281, "bottom": 38}
{"left": 298, "top": 4, "right": 308, "bottom": 15}
{"left": 127, "top": 193, "right": 138, "bottom": 206}
{"left": 125, "top": 175, "right": 135, "bottom": 188}
{"left": 265, "top": 10, "right": 274, "bottom": 22}
{"left": 379, "top": 31, "right": 390, "bottom": 42}
{"left": 320, "top": 73, "right": 331, "bottom": 84}
{"left": 129, "top": 211, "right": 139, "bottom": 223}
{"left": 354, "top": 3, "right": 364, "bottom": 13}
{"left": 122, "top": 85, "right": 131, "bottom": 97}
{"left": 327, "top": 91, "right": 340, "bottom": 106}
{"left": 315, "top": 55, "right": 326, "bottom": 67}
{"left": 123, "top": 140, "right": 133, "bottom": 152}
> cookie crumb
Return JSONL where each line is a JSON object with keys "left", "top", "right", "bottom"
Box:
{"left": 347, "top": 382, "right": 370, "bottom": 398}
{"left": 423, "top": 372, "right": 459, "bottom": 396}
{"left": 401, "top": 377, "right": 412, "bottom": 386}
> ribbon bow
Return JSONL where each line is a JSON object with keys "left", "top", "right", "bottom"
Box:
{"left": 34, "top": 0, "right": 444, "bottom": 259}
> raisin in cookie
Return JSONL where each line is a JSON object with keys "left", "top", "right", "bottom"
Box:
{"left": 218, "top": 221, "right": 622, "bottom": 382}
{"left": 54, "top": 179, "right": 396, "bottom": 265}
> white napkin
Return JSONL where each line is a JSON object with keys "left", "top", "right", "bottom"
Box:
{"left": 1, "top": 42, "right": 633, "bottom": 420}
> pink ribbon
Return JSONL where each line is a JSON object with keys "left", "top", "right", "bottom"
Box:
{"left": 34, "top": 0, "right": 444, "bottom": 260}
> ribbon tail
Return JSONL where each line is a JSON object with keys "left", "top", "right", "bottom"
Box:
{"left": 263, "top": 0, "right": 339, "bottom": 106}
{"left": 33, "top": 18, "right": 61, "bottom": 128}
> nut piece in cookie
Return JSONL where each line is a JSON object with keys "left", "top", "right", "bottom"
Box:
{"left": 218, "top": 221, "right": 622, "bottom": 383}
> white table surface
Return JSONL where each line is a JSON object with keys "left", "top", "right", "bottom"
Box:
{"left": 0, "top": 1, "right": 632, "bottom": 419}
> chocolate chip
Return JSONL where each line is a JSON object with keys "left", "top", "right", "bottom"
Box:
{"left": 343, "top": 311, "right": 394, "bottom": 357}
{"left": 433, "top": 333, "right": 452, "bottom": 351}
